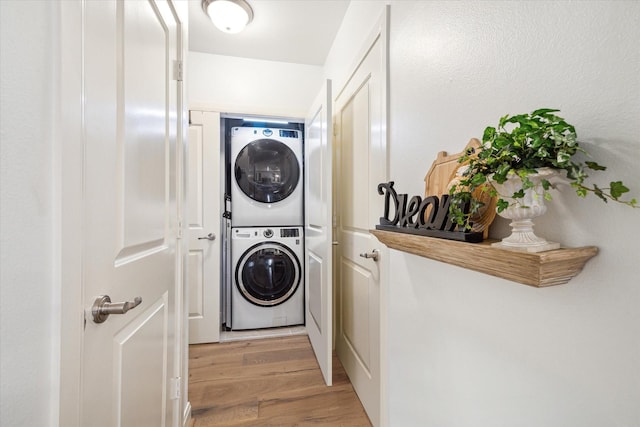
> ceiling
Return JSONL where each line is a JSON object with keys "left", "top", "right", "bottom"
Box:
{"left": 188, "top": 0, "right": 350, "bottom": 66}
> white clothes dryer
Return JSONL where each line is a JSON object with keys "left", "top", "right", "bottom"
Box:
{"left": 229, "top": 226, "right": 304, "bottom": 330}
{"left": 230, "top": 127, "right": 303, "bottom": 227}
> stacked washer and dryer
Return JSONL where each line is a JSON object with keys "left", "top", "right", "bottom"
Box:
{"left": 227, "top": 126, "right": 305, "bottom": 330}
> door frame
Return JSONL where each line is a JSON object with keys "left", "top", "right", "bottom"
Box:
{"left": 57, "top": 2, "right": 190, "bottom": 426}
{"left": 57, "top": 2, "right": 84, "bottom": 425}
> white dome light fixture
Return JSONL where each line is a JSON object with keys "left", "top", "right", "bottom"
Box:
{"left": 202, "top": 0, "right": 254, "bottom": 34}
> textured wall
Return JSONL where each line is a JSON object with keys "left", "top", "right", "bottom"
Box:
{"left": 386, "top": 2, "right": 640, "bottom": 426}
{"left": 0, "top": 1, "right": 58, "bottom": 426}
{"left": 326, "top": 1, "right": 640, "bottom": 426}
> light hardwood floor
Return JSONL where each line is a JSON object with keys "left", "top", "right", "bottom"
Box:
{"left": 189, "top": 335, "right": 372, "bottom": 426}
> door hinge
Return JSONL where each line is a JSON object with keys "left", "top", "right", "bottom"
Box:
{"left": 173, "top": 60, "right": 183, "bottom": 82}
{"left": 333, "top": 122, "right": 338, "bottom": 137}
{"left": 222, "top": 211, "right": 232, "bottom": 220}
{"left": 170, "top": 377, "right": 181, "bottom": 400}
{"left": 176, "top": 219, "right": 183, "bottom": 239}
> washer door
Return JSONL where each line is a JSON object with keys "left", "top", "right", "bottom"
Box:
{"left": 234, "top": 139, "right": 300, "bottom": 203}
{"left": 236, "top": 242, "right": 301, "bottom": 306}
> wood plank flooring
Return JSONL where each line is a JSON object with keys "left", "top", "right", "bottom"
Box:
{"left": 189, "top": 335, "right": 372, "bottom": 426}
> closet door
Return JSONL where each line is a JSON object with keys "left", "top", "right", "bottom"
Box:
{"left": 334, "top": 9, "right": 389, "bottom": 426}
{"left": 305, "top": 80, "right": 333, "bottom": 386}
{"left": 188, "top": 111, "right": 221, "bottom": 344}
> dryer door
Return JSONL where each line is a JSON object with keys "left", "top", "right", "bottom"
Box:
{"left": 236, "top": 242, "right": 301, "bottom": 306}
{"left": 234, "top": 139, "right": 300, "bottom": 203}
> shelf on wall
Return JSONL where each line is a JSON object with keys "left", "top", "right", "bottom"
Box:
{"left": 371, "top": 229, "right": 598, "bottom": 287}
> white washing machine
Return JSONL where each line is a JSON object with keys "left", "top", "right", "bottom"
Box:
{"left": 229, "top": 226, "right": 304, "bottom": 330}
{"left": 230, "top": 127, "right": 303, "bottom": 227}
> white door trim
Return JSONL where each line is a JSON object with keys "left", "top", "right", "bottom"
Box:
{"left": 58, "top": 2, "right": 84, "bottom": 425}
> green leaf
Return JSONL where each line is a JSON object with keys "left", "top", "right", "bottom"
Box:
{"left": 527, "top": 136, "right": 538, "bottom": 149}
{"left": 585, "top": 161, "right": 606, "bottom": 171}
{"left": 498, "top": 114, "right": 510, "bottom": 127}
{"left": 504, "top": 114, "right": 525, "bottom": 124}
{"left": 593, "top": 185, "right": 608, "bottom": 203}
{"left": 532, "top": 108, "right": 560, "bottom": 116}
{"left": 521, "top": 176, "right": 535, "bottom": 190}
{"left": 496, "top": 199, "right": 509, "bottom": 213}
{"left": 471, "top": 173, "right": 487, "bottom": 186}
{"left": 512, "top": 189, "right": 526, "bottom": 198}
{"left": 483, "top": 126, "right": 496, "bottom": 142}
{"left": 575, "top": 187, "right": 588, "bottom": 197}
{"left": 496, "top": 163, "right": 512, "bottom": 177}
{"left": 556, "top": 150, "right": 571, "bottom": 164}
{"left": 541, "top": 179, "right": 551, "bottom": 190}
{"left": 610, "top": 181, "right": 630, "bottom": 199}
{"left": 537, "top": 146, "right": 549, "bottom": 158}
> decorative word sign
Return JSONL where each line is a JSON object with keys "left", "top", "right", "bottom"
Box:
{"left": 376, "top": 181, "right": 483, "bottom": 243}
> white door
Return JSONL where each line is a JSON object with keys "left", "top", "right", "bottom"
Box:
{"left": 81, "top": 1, "right": 182, "bottom": 425}
{"left": 188, "top": 111, "right": 221, "bottom": 344}
{"left": 305, "top": 81, "right": 333, "bottom": 386}
{"left": 334, "top": 14, "right": 389, "bottom": 427}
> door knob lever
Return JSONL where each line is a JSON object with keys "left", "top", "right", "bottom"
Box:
{"left": 359, "top": 249, "right": 379, "bottom": 261}
{"left": 92, "top": 295, "right": 142, "bottom": 324}
{"left": 198, "top": 233, "right": 216, "bottom": 241}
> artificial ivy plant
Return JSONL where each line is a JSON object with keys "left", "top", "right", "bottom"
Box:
{"left": 449, "top": 108, "right": 637, "bottom": 229}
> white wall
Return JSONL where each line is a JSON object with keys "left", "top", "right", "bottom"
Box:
{"left": 0, "top": 1, "right": 59, "bottom": 426}
{"left": 328, "top": 1, "right": 640, "bottom": 426}
{"left": 188, "top": 51, "right": 323, "bottom": 118}
{"left": 322, "top": 1, "right": 387, "bottom": 90}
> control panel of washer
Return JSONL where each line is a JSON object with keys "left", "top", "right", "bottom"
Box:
{"left": 280, "top": 228, "right": 300, "bottom": 238}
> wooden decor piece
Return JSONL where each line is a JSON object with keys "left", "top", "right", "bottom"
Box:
{"left": 371, "top": 229, "right": 598, "bottom": 287}
{"left": 424, "top": 138, "right": 497, "bottom": 238}
{"left": 424, "top": 139, "right": 482, "bottom": 199}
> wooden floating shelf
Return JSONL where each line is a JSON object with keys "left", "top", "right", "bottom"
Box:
{"left": 371, "top": 229, "right": 598, "bottom": 287}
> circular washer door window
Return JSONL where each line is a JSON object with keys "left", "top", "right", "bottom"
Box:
{"left": 236, "top": 242, "right": 301, "bottom": 307}
{"left": 234, "top": 139, "right": 300, "bottom": 203}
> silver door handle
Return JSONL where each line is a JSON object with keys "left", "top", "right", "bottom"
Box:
{"left": 92, "top": 295, "right": 142, "bottom": 324}
{"left": 198, "top": 233, "right": 216, "bottom": 241}
{"left": 359, "top": 249, "right": 379, "bottom": 261}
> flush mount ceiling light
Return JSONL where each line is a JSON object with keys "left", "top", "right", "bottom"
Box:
{"left": 202, "top": 0, "right": 254, "bottom": 34}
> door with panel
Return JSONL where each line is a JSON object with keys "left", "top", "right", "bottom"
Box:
{"left": 188, "top": 111, "right": 221, "bottom": 344}
{"left": 81, "top": 0, "right": 183, "bottom": 425}
{"left": 305, "top": 80, "right": 334, "bottom": 386}
{"left": 334, "top": 13, "right": 389, "bottom": 427}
